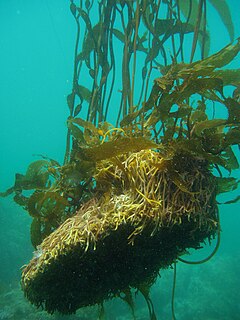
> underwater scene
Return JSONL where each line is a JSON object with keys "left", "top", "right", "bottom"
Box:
{"left": 0, "top": 1, "right": 240, "bottom": 319}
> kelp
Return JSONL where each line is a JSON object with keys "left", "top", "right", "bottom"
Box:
{"left": 2, "top": 37, "right": 240, "bottom": 245}
{"left": 208, "top": 0, "right": 234, "bottom": 42}
{"left": 0, "top": 156, "right": 95, "bottom": 247}
{"left": 63, "top": 0, "right": 236, "bottom": 162}
{"left": 216, "top": 177, "right": 239, "bottom": 194}
{"left": 76, "top": 136, "right": 158, "bottom": 162}
{"left": 127, "top": 40, "right": 240, "bottom": 167}
{"left": 0, "top": 2, "right": 239, "bottom": 318}
{"left": 177, "top": 0, "right": 234, "bottom": 59}
{"left": 219, "top": 195, "right": 240, "bottom": 205}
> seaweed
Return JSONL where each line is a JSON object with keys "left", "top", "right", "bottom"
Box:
{"left": 1, "top": 1, "right": 239, "bottom": 318}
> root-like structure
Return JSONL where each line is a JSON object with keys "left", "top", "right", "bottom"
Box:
{"left": 21, "top": 149, "right": 218, "bottom": 314}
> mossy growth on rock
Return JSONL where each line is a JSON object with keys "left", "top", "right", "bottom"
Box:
{"left": 21, "top": 149, "right": 218, "bottom": 314}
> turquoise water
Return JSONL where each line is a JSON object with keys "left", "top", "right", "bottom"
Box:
{"left": 0, "top": 1, "right": 240, "bottom": 319}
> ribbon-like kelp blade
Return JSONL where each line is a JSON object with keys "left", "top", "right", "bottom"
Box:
{"left": 25, "top": 160, "right": 50, "bottom": 178}
{"left": 73, "top": 104, "right": 82, "bottom": 117}
{"left": 75, "top": 85, "right": 92, "bottom": 103}
{"left": 221, "top": 147, "right": 239, "bottom": 171}
{"left": 224, "top": 98, "right": 240, "bottom": 123}
{"left": 154, "top": 19, "right": 175, "bottom": 36}
{"left": 168, "top": 78, "right": 224, "bottom": 103}
{"left": 210, "top": 69, "right": 240, "bottom": 86}
{"left": 0, "top": 160, "right": 53, "bottom": 197}
{"left": 223, "top": 128, "right": 240, "bottom": 149}
{"left": 143, "top": 40, "right": 240, "bottom": 130}
{"left": 0, "top": 187, "right": 14, "bottom": 197}
{"left": 172, "top": 20, "right": 195, "bottom": 34}
{"left": 190, "top": 38, "right": 240, "bottom": 70}
{"left": 219, "top": 195, "right": 240, "bottom": 205}
{"left": 30, "top": 218, "right": 46, "bottom": 249}
{"left": 77, "top": 21, "right": 103, "bottom": 69}
{"left": 30, "top": 217, "right": 53, "bottom": 248}
{"left": 165, "top": 39, "right": 240, "bottom": 80}
{"left": 192, "top": 119, "right": 227, "bottom": 137}
{"left": 120, "top": 110, "right": 141, "bottom": 127}
{"left": 76, "top": 136, "right": 158, "bottom": 162}
{"left": 112, "top": 28, "right": 125, "bottom": 43}
{"left": 67, "top": 92, "right": 75, "bottom": 115}
{"left": 70, "top": 2, "right": 77, "bottom": 17}
{"left": 190, "top": 109, "right": 208, "bottom": 123}
{"left": 68, "top": 117, "right": 101, "bottom": 145}
{"left": 146, "top": 79, "right": 224, "bottom": 128}
{"left": 208, "top": 0, "right": 234, "bottom": 42}
{"left": 67, "top": 121, "right": 86, "bottom": 145}
{"left": 13, "top": 193, "right": 28, "bottom": 207}
{"left": 177, "top": 0, "right": 198, "bottom": 25}
{"left": 154, "top": 19, "right": 194, "bottom": 38}
{"left": 177, "top": 0, "right": 210, "bottom": 57}
{"left": 28, "top": 191, "right": 69, "bottom": 218}
{"left": 30, "top": 218, "right": 43, "bottom": 248}
{"left": 178, "top": 0, "right": 234, "bottom": 55}
{"left": 28, "top": 192, "right": 49, "bottom": 218}
{"left": 216, "top": 177, "right": 239, "bottom": 194}
{"left": 169, "top": 104, "right": 192, "bottom": 119}
{"left": 68, "top": 117, "right": 99, "bottom": 135}
{"left": 15, "top": 161, "right": 51, "bottom": 191}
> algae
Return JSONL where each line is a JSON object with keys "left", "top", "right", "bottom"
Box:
{"left": 1, "top": 1, "right": 239, "bottom": 319}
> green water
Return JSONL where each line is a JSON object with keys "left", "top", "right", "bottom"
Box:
{"left": 0, "top": 1, "right": 240, "bottom": 319}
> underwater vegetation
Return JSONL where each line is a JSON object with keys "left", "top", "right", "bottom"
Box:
{"left": 1, "top": 0, "right": 240, "bottom": 319}
{"left": 0, "top": 253, "right": 239, "bottom": 319}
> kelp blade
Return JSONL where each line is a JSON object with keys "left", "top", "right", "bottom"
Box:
{"left": 76, "top": 136, "right": 158, "bottom": 162}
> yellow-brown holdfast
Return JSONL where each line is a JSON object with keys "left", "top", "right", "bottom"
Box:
{"left": 21, "top": 148, "right": 218, "bottom": 314}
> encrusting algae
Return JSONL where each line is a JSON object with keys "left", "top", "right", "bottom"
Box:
{"left": 21, "top": 148, "right": 218, "bottom": 314}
